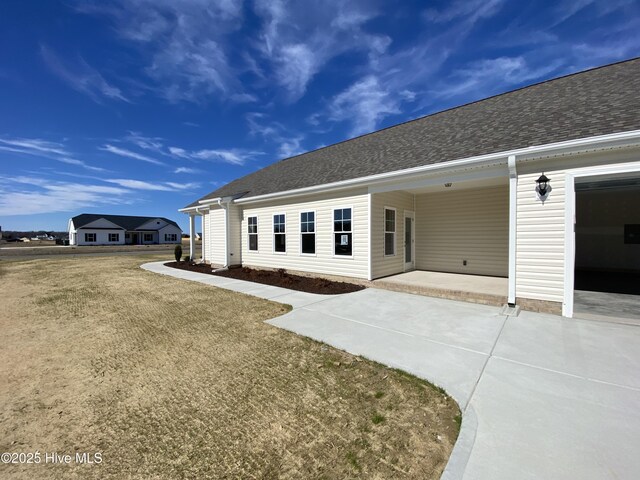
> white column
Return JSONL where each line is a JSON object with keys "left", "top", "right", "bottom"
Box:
{"left": 189, "top": 214, "right": 196, "bottom": 260}
{"left": 200, "top": 213, "right": 205, "bottom": 262}
{"left": 507, "top": 155, "right": 517, "bottom": 306}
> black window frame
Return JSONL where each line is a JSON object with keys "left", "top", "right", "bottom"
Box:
{"left": 85, "top": 233, "right": 96, "bottom": 242}
{"left": 108, "top": 233, "right": 120, "bottom": 242}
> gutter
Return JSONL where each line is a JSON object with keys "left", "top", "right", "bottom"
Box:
{"left": 507, "top": 155, "right": 517, "bottom": 306}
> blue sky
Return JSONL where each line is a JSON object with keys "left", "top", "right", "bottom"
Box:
{"left": 0, "top": 0, "right": 638, "bottom": 232}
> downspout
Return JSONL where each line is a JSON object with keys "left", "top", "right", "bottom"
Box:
{"left": 195, "top": 206, "right": 205, "bottom": 262}
{"left": 217, "top": 198, "right": 229, "bottom": 269}
{"left": 507, "top": 155, "right": 517, "bottom": 306}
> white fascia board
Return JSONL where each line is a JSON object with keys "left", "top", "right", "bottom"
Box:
{"left": 226, "top": 129, "right": 640, "bottom": 206}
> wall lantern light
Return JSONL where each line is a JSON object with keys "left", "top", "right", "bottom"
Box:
{"left": 535, "top": 173, "right": 551, "bottom": 197}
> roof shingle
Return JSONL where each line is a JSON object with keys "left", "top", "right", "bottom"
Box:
{"left": 187, "top": 58, "right": 640, "bottom": 207}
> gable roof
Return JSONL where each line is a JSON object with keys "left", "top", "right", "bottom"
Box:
{"left": 188, "top": 58, "right": 640, "bottom": 208}
{"left": 71, "top": 214, "right": 181, "bottom": 231}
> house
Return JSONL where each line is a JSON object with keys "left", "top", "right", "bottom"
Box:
{"left": 68, "top": 214, "right": 182, "bottom": 246}
{"left": 182, "top": 58, "right": 640, "bottom": 318}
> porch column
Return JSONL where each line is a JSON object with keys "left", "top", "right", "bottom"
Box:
{"left": 507, "top": 155, "right": 517, "bottom": 305}
{"left": 189, "top": 214, "right": 196, "bottom": 260}
{"left": 200, "top": 213, "right": 205, "bottom": 262}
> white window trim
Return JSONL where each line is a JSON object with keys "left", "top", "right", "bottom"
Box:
{"left": 165, "top": 233, "right": 177, "bottom": 242}
{"left": 384, "top": 206, "right": 396, "bottom": 257}
{"left": 85, "top": 233, "right": 96, "bottom": 242}
{"left": 247, "top": 215, "right": 259, "bottom": 253}
{"left": 109, "top": 233, "right": 120, "bottom": 242}
{"left": 272, "top": 212, "right": 287, "bottom": 255}
{"left": 299, "top": 210, "right": 317, "bottom": 257}
{"left": 332, "top": 205, "right": 354, "bottom": 259}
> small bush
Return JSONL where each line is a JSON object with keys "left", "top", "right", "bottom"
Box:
{"left": 183, "top": 255, "right": 191, "bottom": 263}
{"left": 174, "top": 245, "right": 182, "bottom": 262}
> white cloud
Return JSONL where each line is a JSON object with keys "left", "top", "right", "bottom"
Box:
{"left": 0, "top": 138, "right": 106, "bottom": 172}
{"left": 78, "top": 0, "right": 248, "bottom": 103}
{"left": 277, "top": 136, "right": 304, "bottom": 158}
{"left": 40, "top": 44, "right": 129, "bottom": 103}
{"left": 424, "top": 0, "right": 505, "bottom": 24}
{"left": 174, "top": 167, "right": 201, "bottom": 174}
{"left": 329, "top": 76, "right": 400, "bottom": 137}
{"left": 168, "top": 145, "right": 263, "bottom": 166}
{"left": 105, "top": 178, "right": 200, "bottom": 191}
{"left": 99, "top": 144, "right": 165, "bottom": 166}
{"left": 246, "top": 112, "right": 306, "bottom": 159}
{"left": 0, "top": 175, "right": 132, "bottom": 216}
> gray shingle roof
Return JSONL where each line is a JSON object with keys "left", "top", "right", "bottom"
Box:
{"left": 71, "top": 214, "right": 181, "bottom": 231}
{"left": 187, "top": 58, "right": 640, "bottom": 208}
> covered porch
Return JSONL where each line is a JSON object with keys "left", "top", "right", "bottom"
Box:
{"left": 373, "top": 270, "right": 508, "bottom": 306}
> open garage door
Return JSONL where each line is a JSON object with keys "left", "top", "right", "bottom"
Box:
{"left": 574, "top": 176, "right": 640, "bottom": 323}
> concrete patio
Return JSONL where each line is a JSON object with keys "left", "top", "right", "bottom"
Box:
{"left": 374, "top": 270, "right": 508, "bottom": 306}
{"left": 144, "top": 261, "right": 640, "bottom": 480}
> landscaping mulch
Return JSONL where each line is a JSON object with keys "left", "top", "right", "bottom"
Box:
{"left": 166, "top": 261, "right": 366, "bottom": 294}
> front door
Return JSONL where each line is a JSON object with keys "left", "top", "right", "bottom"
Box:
{"left": 404, "top": 211, "right": 415, "bottom": 271}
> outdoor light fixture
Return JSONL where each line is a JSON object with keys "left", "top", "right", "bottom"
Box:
{"left": 535, "top": 173, "right": 551, "bottom": 196}
{"left": 444, "top": 182, "right": 452, "bottom": 188}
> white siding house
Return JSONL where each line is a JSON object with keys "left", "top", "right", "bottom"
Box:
{"left": 182, "top": 59, "right": 640, "bottom": 317}
{"left": 69, "top": 214, "right": 182, "bottom": 246}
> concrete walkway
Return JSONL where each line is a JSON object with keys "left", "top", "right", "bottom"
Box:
{"left": 143, "top": 262, "right": 640, "bottom": 480}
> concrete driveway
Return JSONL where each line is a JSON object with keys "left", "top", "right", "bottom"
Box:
{"left": 269, "top": 288, "right": 640, "bottom": 480}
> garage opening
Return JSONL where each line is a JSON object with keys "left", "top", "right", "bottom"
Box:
{"left": 574, "top": 176, "right": 640, "bottom": 323}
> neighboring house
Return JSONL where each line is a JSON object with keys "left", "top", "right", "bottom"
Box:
{"left": 68, "top": 214, "right": 182, "bottom": 246}
{"left": 182, "top": 59, "right": 640, "bottom": 318}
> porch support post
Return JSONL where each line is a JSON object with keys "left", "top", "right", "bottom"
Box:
{"left": 507, "top": 155, "right": 517, "bottom": 306}
{"left": 199, "top": 212, "right": 205, "bottom": 262}
{"left": 188, "top": 214, "right": 196, "bottom": 260}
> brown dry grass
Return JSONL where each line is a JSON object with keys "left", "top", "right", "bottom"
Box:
{"left": 0, "top": 255, "right": 459, "bottom": 479}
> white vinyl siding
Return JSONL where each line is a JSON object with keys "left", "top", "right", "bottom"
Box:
{"left": 415, "top": 185, "right": 509, "bottom": 277}
{"left": 228, "top": 204, "right": 242, "bottom": 265}
{"left": 241, "top": 189, "right": 369, "bottom": 279}
{"left": 371, "top": 191, "right": 414, "bottom": 279}
{"left": 159, "top": 224, "right": 182, "bottom": 244}
{"left": 206, "top": 207, "right": 226, "bottom": 266}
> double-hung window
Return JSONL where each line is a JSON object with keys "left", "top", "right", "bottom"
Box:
{"left": 109, "top": 233, "right": 120, "bottom": 242}
{"left": 85, "top": 233, "right": 96, "bottom": 242}
{"left": 164, "top": 233, "right": 177, "bottom": 242}
{"left": 273, "top": 214, "right": 286, "bottom": 253}
{"left": 248, "top": 216, "right": 258, "bottom": 251}
{"left": 384, "top": 208, "right": 396, "bottom": 256}
{"left": 333, "top": 208, "right": 352, "bottom": 256}
{"left": 300, "top": 211, "right": 315, "bottom": 255}
{"left": 143, "top": 233, "right": 153, "bottom": 242}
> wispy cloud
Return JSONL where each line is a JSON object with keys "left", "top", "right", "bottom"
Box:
{"left": 0, "top": 175, "right": 132, "bottom": 216}
{"left": 423, "top": 0, "right": 506, "bottom": 24}
{"left": 104, "top": 178, "right": 199, "bottom": 191}
{"left": 0, "top": 138, "right": 106, "bottom": 172}
{"left": 40, "top": 44, "right": 129, "bottom": 103}
{"left": 99, "top": 144, "right": 165, "bottom": 166}
{"left": 169, "top": 147, "right": 263, "bottom": 166}
{"left": 246, "top": 112, "right": 305, "bottom": 158}
{"left": 253, "top": 0, "right": 389, "bottom": 101}
{"left": 174, "top": 167, "right": 202, "bottom": 174}
{"left": 328, "top": 76, "right": 400, "bottom": 137}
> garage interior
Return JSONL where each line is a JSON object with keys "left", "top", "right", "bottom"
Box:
{"left": 574, "top": 175, "right": 640, "bottom": 324}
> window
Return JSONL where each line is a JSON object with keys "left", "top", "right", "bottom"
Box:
{"left": 333, "top": 208, "right": 352, "bottom": 256}
{"left": 143, "top": 233, "right": 153, "bottom": 242}
{"left": 248, "top": 216, "right": 258, "bottom": 251}
{"left": 109, "top": 233, "right": 120, "bottom": 242}
{"left": 300, "top": 211, "right": 315, "bottom": 255}
{"left": 273, "top": 214, "right": 286, "bottom": 253}
{"left": 164, "top": 233, "right": 177, "bottom": 242}
{"left": 384, "top": 208, "right": 396, "bottom": 256}
{"left": 85, "top": 233, "right": 96, "bottom": 242}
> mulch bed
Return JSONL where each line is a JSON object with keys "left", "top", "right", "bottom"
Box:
{"left": 165, "top": 262, "right": 365, "bottom": 295}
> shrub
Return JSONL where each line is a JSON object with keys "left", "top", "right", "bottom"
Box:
{"left": 183, "top": 255, "right": 191, "bottom": 263}
{"left": 174, "top": 244, "right": 182, "bottom": 262}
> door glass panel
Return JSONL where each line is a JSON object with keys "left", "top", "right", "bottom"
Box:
{"left": 405, "top": 217, "right": 412, "bottom": 263}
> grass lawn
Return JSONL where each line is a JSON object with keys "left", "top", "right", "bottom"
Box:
{"left": 0, "top": 255, "right": 459, "bottom": 479}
